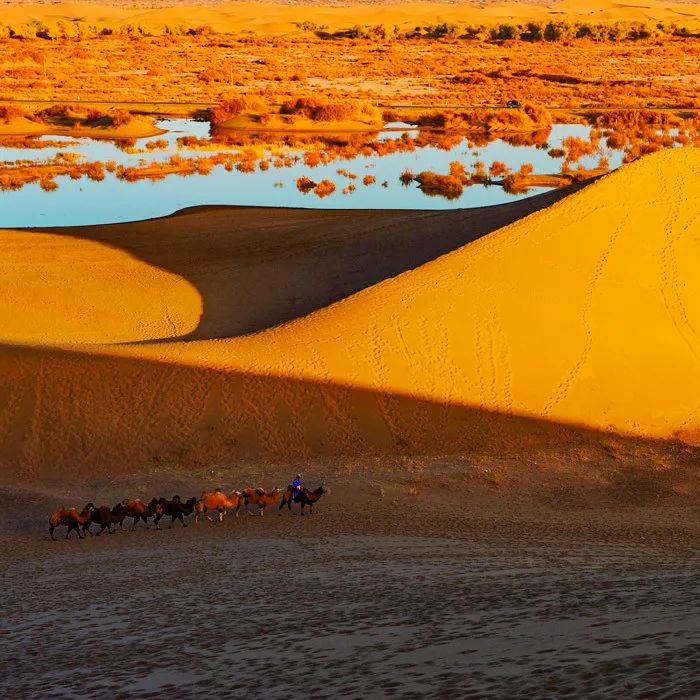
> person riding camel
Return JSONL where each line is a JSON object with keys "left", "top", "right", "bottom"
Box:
{"left": 292, "top": 474, "right": 303, "bottom": 498}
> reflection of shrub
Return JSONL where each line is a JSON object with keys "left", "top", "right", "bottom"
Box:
{"left": 399, "top": 168, "right": 415, "bottom": 186}
{"left": 489, "top": 161, "right": 509, "bottom": 177}
{"left": 501, "top": 173, "right": 530, "bottom": 194}
{"left": 314, "top": 179, "right": 336, "bottom": 197}
{"left": 415, "top": 171, "right": 464, "bottom": 200}
{"left": 296, "top": 176, "right": 316, "bottom": 193}
{"left": 145, "top": 139, "right": 168, "bottom": 150}
{"left": 362, "top": 175, "right": 375, "bottom": 185}
{"left": 40, "top": 176, "right": 58, "bottom": 192}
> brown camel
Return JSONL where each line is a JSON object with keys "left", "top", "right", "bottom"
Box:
{"left": 279, "top": 485, "right": 330, "bottom": 515}
{"left": 154, "top": 496, "right": 198, "bottom": 529}
{"left": 194, "top": 489, "right": 243, "bottom": 522}
{"left": 120, "top": 498, "right": 163, "bottom": 531}
{"left": 82, "top": 505, "right": 118, "bottom": 536}
{"left": 241, "top": 487, "right": 283, "bottom": 516}
{"left": 48, "top": 503, "right": 94, "bottom": 540}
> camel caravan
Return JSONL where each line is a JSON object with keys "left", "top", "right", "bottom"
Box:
{"left": 48, "top": 482, "right": 330, "bottom": 540}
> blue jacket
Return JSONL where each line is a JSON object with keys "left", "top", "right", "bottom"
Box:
{"left": 292, "top": 477, "right": 302, "bottom": 491}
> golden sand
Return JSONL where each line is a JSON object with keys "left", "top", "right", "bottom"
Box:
{"left": 3, "top": 0, "right": 700, "bottom": 34}
{"left": 0, "top": 149, "right": 698, "bottom": 479}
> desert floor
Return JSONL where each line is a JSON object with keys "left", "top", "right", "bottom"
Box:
{"left": 2, "top": 456, "right": 699, "bottom": 698}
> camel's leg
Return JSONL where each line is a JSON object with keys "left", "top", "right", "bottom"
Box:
{"left": 49, "top": 524, "right": 56, "bottom": 540}
{"left": 299, "top": 503, "right": 305, "bottom": 516}
{"left": 218, "top": 508, "right": 224, "bottom": 523}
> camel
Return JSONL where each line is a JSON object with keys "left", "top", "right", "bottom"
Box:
{"left": 82, "top": 505, "right": 118, "bottom": 536}
{"left": 241, "top": 487, "right": 283, "bottom": 516}
{"left": 279, "top": 485, "right": 330, "bottom": 515}
{"left": 49, "top": 503, "right": 94, "bottom": 540}
{"left": 154, "top": 495, "right": 197, "bottom": 529}
{"left": 194, "top": 489, "right": 244, "bottom": 523}
{"left": 120, "top": 498, "right": 163, "bottom": 531}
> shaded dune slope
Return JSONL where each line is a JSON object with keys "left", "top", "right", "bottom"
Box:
{"left": 1, "top": 184, "right": 582, "bottom": 344}
{"left": 1, "top": 150, "right": 699, "bottom": 480}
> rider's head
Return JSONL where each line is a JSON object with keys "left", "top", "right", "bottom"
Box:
{"left": 295, "top": 474, "right": 301, "bottom": 479}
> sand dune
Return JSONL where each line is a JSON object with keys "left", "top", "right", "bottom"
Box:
{"left": 3, "top": 0, "right": 700, "bottom": 34}
{"left": 0, "top": 149, "right": 699, "bottom": 480}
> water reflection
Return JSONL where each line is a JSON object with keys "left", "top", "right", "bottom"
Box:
{"left": 0, "top": 119, "right": 620, "bottom": 227}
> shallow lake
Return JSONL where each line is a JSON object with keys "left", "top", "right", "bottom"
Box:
{"left": 0, "top": 119, "right": 622, "bottom": 227}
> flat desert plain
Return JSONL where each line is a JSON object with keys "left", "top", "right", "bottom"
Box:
{"left": 1, "top": 1, "right": 700, "bottom": 696}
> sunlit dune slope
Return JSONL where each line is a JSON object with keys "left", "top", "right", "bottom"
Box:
{"left": 0, "top": 150, "right": 699, "bottom": 480}
{"left": 154, "top": 147, "right": 700, "bottom": 442}
{"left": 0, "top": 230, "right": 201, "bottom": 343}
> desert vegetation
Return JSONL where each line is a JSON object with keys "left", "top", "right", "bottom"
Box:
{"left": 0, "top": 25, "right": 697, "bottom": 112}
{"left": 2, "top": 102, "right": 698, "bottom": 198}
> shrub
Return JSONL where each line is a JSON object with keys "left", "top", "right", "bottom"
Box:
{"left": 210, "top": 96, "right": 266, "bottom": 125}
{"left": 86, "top": 109, "right": 106, "bottom": 122}
{"left": 111, "top": 109, "right": 132, "bottom": 127}
{"left": 0, "top": 105, "right": 26, "bottom": 123}
{"left": 280, "top": 96, "right": 378, "bottom": 123}
{"left": 490, "top": 24, "right": 517, "bottom": 41}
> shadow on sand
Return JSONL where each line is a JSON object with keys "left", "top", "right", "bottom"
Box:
{"left": 25, "top": 181, "right": 594, "bottom": 342}
{"left": 1, "top": 339, "right": 696, "bottom": 484}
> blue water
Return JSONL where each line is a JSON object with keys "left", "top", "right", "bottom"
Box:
{"left": 0, "top": 120, "right": 620, "bottom": 227}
